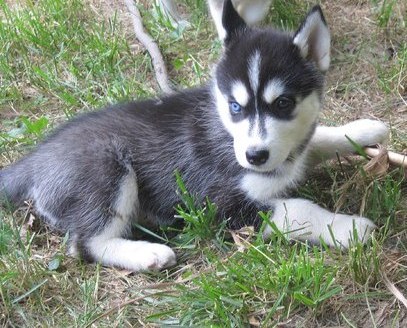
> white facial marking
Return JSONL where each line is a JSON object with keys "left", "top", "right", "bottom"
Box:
{"left": 248, "top": 50, "right": 261, "bottom": 94}
{"left": 263, "top": 79, "right": 285, "bottom": 104}
{"left": 215, "top": 77, "right": 322, "bottom": 173}
{"left": 243, "top": 92, "right": 321, "bottom": 172}
{"left": 250, "top": 114, "right": 263, "bottom": 138}
{"left": 231, "top": 81, "right": 249, "bottom": 107}
{"left": 240, "top": 154, "right": 307, "bottom": 202}
{"left": 214, "top": 84, "right": 234, "bottom": 135}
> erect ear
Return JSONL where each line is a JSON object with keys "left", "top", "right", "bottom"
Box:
{"left": 221, "top": 0, "right": 247, "bottom": 44}
{"left": 293, "top": 6, "right": 331, "bottom": 72}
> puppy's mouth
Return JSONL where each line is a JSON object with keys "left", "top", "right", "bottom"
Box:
{"left": 243, "top": 159, "right": 282, "bottom": 174}
{"left": 243, "top": 152, "right": 297, "bottom": 175}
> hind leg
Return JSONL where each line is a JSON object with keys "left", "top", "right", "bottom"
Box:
{"left": 74, "top": 168, "right": 176, "bottom": 271}
{"left": 83, "top": 218, "right": 176, "bottom": 272}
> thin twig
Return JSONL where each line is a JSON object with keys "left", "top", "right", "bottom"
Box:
{"left": 123, "top": 0, "right": 174, "bottom": 94}
{"left": 381, "top": 271, "right": 407, "bottom": 310}
{"left": 364, "top": 147, "right": 407, "bottom": 168}
{"left": 134, "top": 270, "right": 205, "bottom": 291}
{"left": 85, "top": 289, "right": 176, "bottom": 328}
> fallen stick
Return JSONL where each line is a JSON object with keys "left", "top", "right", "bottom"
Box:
{"left": 364, "top": 146, "right": 407, "bottom": 168}
{"left": 124, "top": 0, "right": 174, "bottom": 94}
{"left": 381, "top": 270, "right": 407, "bottom": 310}
{"left": 84, "top": 289, "right": 177, "bottom": 328}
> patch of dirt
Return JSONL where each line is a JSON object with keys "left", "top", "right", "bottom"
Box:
{"left": 322, "top": 1, "right": 406, "bottom": 149}
{"left": 88, "top": 0, "right": 143, "bottom": 54}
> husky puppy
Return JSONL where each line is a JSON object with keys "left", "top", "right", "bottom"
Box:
{"left": 0, "top": 0, "right": 388, "bottom": 271}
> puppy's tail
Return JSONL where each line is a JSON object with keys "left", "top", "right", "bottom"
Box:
{"left": 0, "top": 163, "right": 32, "bottom": 207}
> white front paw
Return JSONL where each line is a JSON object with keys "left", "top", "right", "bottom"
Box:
{"left": 148, "top": 244, "right": 177, "bottom": 270}
{"left": 343, "top": 119, "right": 389, "bottom": 147}
{"left": 141, "top": 244, "right": 177, "bottom": 271}
{"left": 329, "top": 215, "right": 376, "bottom": 248}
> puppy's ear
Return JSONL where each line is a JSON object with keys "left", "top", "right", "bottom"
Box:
{"left": 221, "top": 0, "right": 247, "bottom": 44}
{"left": 293, "top": 6, "right": 331, "bottom": 72}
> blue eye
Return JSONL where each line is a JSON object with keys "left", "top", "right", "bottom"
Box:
{"left": 229, "top": 102, "right": 242, "bottom": 114}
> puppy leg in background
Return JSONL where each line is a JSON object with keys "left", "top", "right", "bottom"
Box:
{"left": 309, "top": 119, "right": 389, "bottom": 163}
{"left": 263, "top": 198, "right": 375, "bottom": 248}
{"left": 233, "top": 0, "right": 272, "bottom": 25}
{"left": 207, "top": 0, "right": 225, "bottom": 39}
{"left": 208, "top": 0, "right": 272, "bottom": 40}
{"left": 157, "top": 0, "right": 180, "bottom": 20}
{"left": 157, "top": 0, "right": 189, "bottom": 28}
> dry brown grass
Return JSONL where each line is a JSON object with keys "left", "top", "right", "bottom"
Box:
{"left": 322, "top": 1, "right": 406, "bottom": 151}
{"left": 0, "top": 0, "right": 406, "bottom": 326}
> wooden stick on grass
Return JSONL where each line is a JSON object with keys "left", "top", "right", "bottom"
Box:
{"left": 364, "top": 147, "right": 407, "bottom": 168}
{"left": 124, "top": 0, "right": 174, "bottom": 94}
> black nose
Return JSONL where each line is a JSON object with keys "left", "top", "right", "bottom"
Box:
{"left": 246, "top": 149, "right": 269, "bottom": 166}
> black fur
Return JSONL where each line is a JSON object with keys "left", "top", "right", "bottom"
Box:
{"left": 216, "top": 28, "right": 325, "bottom": 115}
{"left": 0, "top": 87, "right": 269, "bottom": 245}
{"left": 0, "top": 1, "right": 328, "bottom": 263}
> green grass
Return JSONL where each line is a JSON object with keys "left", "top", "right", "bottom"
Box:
{"left": 0, "top": 0, "right": 154, "bottom": 118}
{"left": 371, "top": 0, "right": 399, "bottom": 28}
{"left": 141, "top": 0, "right": 220, "bottom": 86}
{"left": 265, "top": 0, "right": 310, "bottom": 30}
{"left": 1, "top": 0, "right": 406, "bottom": 326}
{"left": 376, "top": 44, "right": 407, "bottom": 97}
{"left": 147, "top": 234, "right": 343, "bottom": 326}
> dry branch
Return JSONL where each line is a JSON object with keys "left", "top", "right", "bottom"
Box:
{"left": 124, "top": 0, "right": 174, "bottom": 94}
{"left": 382, "top": 271, "right": 407, "bottom": 310}
{"left": 364, "top": 147, "right": 407, "bottom": 168}
{"left": 85, "top": 289, "right": 176, "bottom": 328}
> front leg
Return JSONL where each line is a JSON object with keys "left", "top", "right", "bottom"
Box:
{"left": 309, "top": 119, "right": 389, "bottom": 163}
{"left": 263, "top": 198, "right": 375, "bottom": 248}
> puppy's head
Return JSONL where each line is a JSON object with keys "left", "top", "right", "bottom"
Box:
{"left": 214, "top": 0, "right": 330, "bottom": 173}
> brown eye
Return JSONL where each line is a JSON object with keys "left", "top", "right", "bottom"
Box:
{"left": 271, "top": 96, "right": 296, "bottom": 120}
{"left": 275, "top": 97, "right": 295, "bottom": 110}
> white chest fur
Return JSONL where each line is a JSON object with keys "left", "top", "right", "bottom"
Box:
{"left": 239, "top": 152, "right": 307, "bottom": 203}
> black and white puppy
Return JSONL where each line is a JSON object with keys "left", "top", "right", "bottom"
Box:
{"left": 0, "top": 0, "right": 388, "bottom": 271}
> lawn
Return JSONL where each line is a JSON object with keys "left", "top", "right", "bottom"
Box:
{"left": 0, "top": 0, "right": 406, "bottom": 326}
